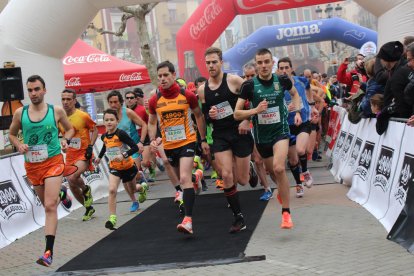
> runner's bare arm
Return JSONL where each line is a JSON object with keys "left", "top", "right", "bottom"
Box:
{"left": 147, "top": 113, "right": 158, "bottom": 141}
{"left": 126, "top": 108, "right": 148, "bottom": 143}
{"left": 89, "top": 125, "right": 99, "bottom": 146}
{"left": 56, "top": 106, "right": 75, "bottom": 140}
{"left": 8, "top": 107, "right": 27, "bottom": 153}
{"left": 288, "top": 86, "right": 302, "bottom": 126}
{"left": 227, "top": 74, "right": 245, "bottom": 95}
{"left": 196, "top": 84, "right": 205, "bottom": 103}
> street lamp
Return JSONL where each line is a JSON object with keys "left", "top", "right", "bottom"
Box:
{"left": 315, "top": 3, "right": 343, "bottom": 75}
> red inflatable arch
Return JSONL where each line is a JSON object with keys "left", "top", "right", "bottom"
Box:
{"left": 176, "top": 0, "right": 340, "bottom": 80}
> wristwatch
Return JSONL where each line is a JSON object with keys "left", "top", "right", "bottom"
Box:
{"left": 122, "top": 152, "right": 129, "bottom": 159}
{"left": 201, "top": 138, "right": 207, "bottom": 143}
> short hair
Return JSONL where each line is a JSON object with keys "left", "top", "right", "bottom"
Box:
{"left": 403, "top": 36, "right": 414, "bottom": 47}
{"left": 255, "top": 48, "right": 273, "bottom": 58}
{"left": 407, "top": 42, "right": 414, "bottom": 56}
{"left": 103, "top": 108, "right": 119, "bottom": 121}
{"left": 204, "top": 47, "right": 223, "bottom": 60}
{"left": 370, "top": 94, "right": 384, "bottom": 109}
{"left": 27, "top": 75, "right": 46, "bottom": 88}
{"left": 62, "top": 88, "right": 76, "bottom": 99}
{"left": 133, "top": 87, "right": 144, "bottom": 98}
{"left": 364, "top": 57, "right": 376, "bottom": 77}
{"left": 277, "top": 57, "right": 292, "bottom": 68}
{"left": 125, "top": 90, "right": 135, "bottom": 98}
{"left": 243, "top": 62, "right": 256, "bottom": 72}
{"left": 107, "top": 90, "right": 124, "bottom": 105}
{"left": 157, "top": 60, "right": 175, "bottom": 73}
{"left": 194, "top": 76, "right": 207, "bottom": 87}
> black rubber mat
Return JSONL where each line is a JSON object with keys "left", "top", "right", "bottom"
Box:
{"left": 57, "top": 190, "right": 268, "bottom": 273}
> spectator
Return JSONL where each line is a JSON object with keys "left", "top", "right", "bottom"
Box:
{"left": 337, "top": 53, "right": 367, "bottom": 96}
{"left": 370, "top": 94, "right": 384, "bottom": 116}
{"left": 404, "top": 43, "right": 414, "bottom": 126}
{"left": 359, "top": 57, "right": 384, "bottom": 117}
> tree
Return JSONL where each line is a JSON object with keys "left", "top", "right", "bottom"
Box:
{"left": 88, "top": 3, "right": 164, "bottom": 86}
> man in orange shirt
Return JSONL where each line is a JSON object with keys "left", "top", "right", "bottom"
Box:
{"left": 60, "top": 89, "right": 98, "bottom": 221}
{"left": 148, "top": 61, "right": 209, "bottom": 235}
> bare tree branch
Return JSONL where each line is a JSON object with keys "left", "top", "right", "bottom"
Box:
{"left": 88, "top": 13, "right": 134, "bottom": 36}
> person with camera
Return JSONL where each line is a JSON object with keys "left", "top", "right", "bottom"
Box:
{"left": 337, "top": 53, "right": 367, "bottom": 97}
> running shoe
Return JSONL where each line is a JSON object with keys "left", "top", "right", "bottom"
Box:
{"left": 259, "top": 190, "right": 273, "bottom": 201}
{"left": 192, "top": 169, "right": 203, "bottom": 195}
{"left": 210, "top": 170, "right": 218, "bottom": 179}
{"left": 82, "top": 206, "right": 95, "bottom": 221}
{"left": 229, "top": 214, "right": 246, "bottom": 233}
{"left": 60, "top": 186, "right": 72, "bottom": 210}
{"left": 105, "top": 214, "right": 117, "bottom": 230}
{"left": 156, "top": 156, "right": 165, "bottom": 172}
{"left": 177, "top": 216, "right": 193, "bottom": 234}
{"left": 147, "top": 167, "right": 156, "bottom": 182}
{"left": 130, "top": 201, "right": 139, "bottom": 212}
{"left": 174, "top": 190, "right": 183, "bottom": 203}
{"left": 215, "top": 178, "right": 224, "bottom": 190}
{"left": 138, "top": 182, "right": 149, "bottom": 203}
{"left": 201, "top": 178, "right": 208, "bottom": 191}
{"left": 83, "top": 185, "right": 93, "bottom": 208}
{"left": 36, "top": 250, "right": 52, "bottom": 267}
{"left": 280, "top": 211, "right": 293, "bottom": 229}
{"left": 193, "top": 155, "right": 202, "bottom": 170}
{"left": 138, "top": 170, "right": 148, "bottom": 184}
{"left": 302, "top": 171, "right": 313, "bottom": 188}
{"left": 296, "top": 184, "right": 304, "bottom": 198}
{"left": 178, "top": 200, "right": 185, "bottom": 216}
{"left": 249, "top": 161, "right": 258, "bottom": 188}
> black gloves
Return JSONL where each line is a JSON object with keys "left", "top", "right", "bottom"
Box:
{"left": 376, "top": 104, "right": 396, "bottom": 135}
{"left": 278, "top": 74, "right": 293, "bottom": 91}
{"left": 85, "top": 145, "right": 93, "bottom": 160}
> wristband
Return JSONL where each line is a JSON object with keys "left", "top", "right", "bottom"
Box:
{"left": 308, "top": 101, "right": 316, "bottom": 106}
{"left": 201, "top": 138, "right": 207, "bottom": 143}
{"left": 122, "top": 152, "right": 129, "bottom": 159}
{"left": 139, "top": 140, "right": 144, "bottom": 144}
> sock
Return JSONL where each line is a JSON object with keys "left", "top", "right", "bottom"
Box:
{"left": 183, "top": 188, "right": 195, "bottom": 216}
{"left": 289, "top": 163, "right": 302, "bottom": 184}
{"left": 299, "top": 154, "right": 308, "bottom": 173}
{"left": 282, "top": 208, "right": 290, "bottom": 214}
{"left": 175, "top": 185, "right": 182, "bottom": 192}
{"left": 45, "top": 235, "right": 55, "bottom": 254}
{"left": 224, "top": 185, "right": 241, "bottom": 216}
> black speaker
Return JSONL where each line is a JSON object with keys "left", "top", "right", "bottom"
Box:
{"left": 0, "top": 67, "right": 24, "bottom": 102}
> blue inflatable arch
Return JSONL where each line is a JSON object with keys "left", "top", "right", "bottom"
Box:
{"left": 223, "top": 17, "right": 377, "bottom": 75}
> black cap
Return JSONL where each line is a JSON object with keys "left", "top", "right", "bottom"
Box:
{"left": 133, "top": 87, "right": 144, "bottom": 98}
{"left": 377, "top": 41, "right": 404, "bottom": 62}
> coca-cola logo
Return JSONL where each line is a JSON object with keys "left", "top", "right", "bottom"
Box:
{"left": 65, "top": 77, "right": 81, "bottom": 87}
{"left": 119, "top": 72, "right": 143, "bottom": 82}
{"left": 63, "top": 54, "right": 111, "bottom": 65}
{"left": 236, "top": 0, "right": 290, "bottom": 11}
{"left": 189, "top": 0, "right": 223, "bottom": 40}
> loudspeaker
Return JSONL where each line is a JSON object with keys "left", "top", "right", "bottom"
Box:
{"left": 0, "top": 67, "right": 24, "bottom": 102}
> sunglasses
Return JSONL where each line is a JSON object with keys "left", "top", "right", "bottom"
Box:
{"left": 28, "top": 87, "right": 42, "bottom": 92}
{"left": 125, "top": 96, "right": 135, "bottom": 100}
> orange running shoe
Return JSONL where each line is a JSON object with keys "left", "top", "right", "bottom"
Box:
{"left": 192, "top": 169, "right": 203, "bottom": 195}
{"left": 215, "top": 179, "right": 224, "bottom": 190}
{"left": 280, "top": 211, "right": 293, "bottom": 229}
{"left": 177, "top": 216, "right": 193, "bottom": 234}
{"left": 300, "top": 173, "right": 305, "bottom": 182}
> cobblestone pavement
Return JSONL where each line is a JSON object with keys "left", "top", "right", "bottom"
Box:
{"left": 1, "top": 160, "right": 413, "bottom": 276}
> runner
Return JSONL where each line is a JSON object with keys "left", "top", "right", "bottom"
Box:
{"left": 234, "top": 48, "right": 302, "bottom": 229}
{"left": 277, "top": 57, "right": 317, "bottom": 197}
{"left": 8, "top": 75, "right": 75, "bottom": 267}
{"left": 60, "top": 89, "right": 98, "bottom": 220}
{"left": 148, "top": 61, "right": 209, "bottom": 235}
{"left": 94, "top": 109, "right": 148, "bottom": 230}
{"left": 197, "top": 47, "right": 257, "bottom": 233}
{"left": 107, "top": 90, "right": 147, "bottom": 212}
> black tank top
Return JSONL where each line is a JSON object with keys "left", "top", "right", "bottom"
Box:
{"left": 204, "top": 73, "right": 239, "bottom": 131}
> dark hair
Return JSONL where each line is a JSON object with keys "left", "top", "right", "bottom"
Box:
{"left": 277, "top": 57, "right": 292, "bottom": 68}
{"left": 194, "top": 76, "right": 207, "bottom": 87}
{"left": 62, "top": 88, "right": 76, "bottom": 99}
{"left": 107, "top": 90, "right": 123, "bottom": 105}
{"left": 255, "top": 48, "right": 273, "bottom": 58}
{"left": 157, "top": 60, "right": 175, "bottom": 73}
{"left": 204, "top": 47, "right": 223, "bottom": 60}
{"left": 403, "top": 36, "right": 414, "bottom": 47}
{"left": 370, "top": 94, "right": 384, "bottom": 109}
{"left": 27, "top": 75, "right": 46, "bottom": 88}
{"left": 125, "top": 90, "right": 135, "bottom": 98}
{"left": 133, "top": 87, "right": 144, "bottom": 98}
{"left": 103, "top": 108, "right": 119, "bottom": 121}
{"left": 407, "top": 42, "right": 414, "bottom": 56}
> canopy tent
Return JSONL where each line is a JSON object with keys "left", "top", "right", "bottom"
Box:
{"left": 63, "top": 39, "right": 150, "bottom": 93}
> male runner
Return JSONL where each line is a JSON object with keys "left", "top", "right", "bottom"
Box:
{"left": 234, "top": 48, "right": 302, "bottom": 229}
{"left": 60, "top": 89, "right": 98, "bottom": 220}
{"left": 197, "top": 47, "right": 257, "bottom": 233}
{"left": 148, "top": 61, "right": 209, "bottom": 235}
{"left": 9, "top": 75, "right": 75, "bottom": 266}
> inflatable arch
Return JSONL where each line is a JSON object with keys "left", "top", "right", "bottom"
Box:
{"left": 177, "top": 0, "right": 414, "bottom": 79}
{"left": 0, "top": 0, "right": 160, "bottom": 105}
{"left": 223, "top": 17, "right": 377, "bottom": 75}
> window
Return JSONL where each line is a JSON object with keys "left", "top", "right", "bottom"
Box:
{"left": 274, "top": 12, "right": 280, "bottom": 25}
{"left": 225, "top": 29, "right": 234, "bottom": 49}
{"left": 289, "top": 9, "right": 298, "bottom": 23}
{"left": 246, "top": 16, "right": 254, "bottom": 35}
{"left": 267, "top": 15, "right": 274, "bottom": 25}
{"left": 294, "top": 45, "right": 303, "bottom": 58}
{"left": 308, "top": 43, "right": 319, "bottom": 58}
{"left": 303, "top": 9, "right": 312, "bottom": 21}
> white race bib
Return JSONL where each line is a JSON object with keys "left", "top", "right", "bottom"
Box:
{"left": 26, "top": 144, "right": 48, "bottom": 163}
{"left": 165, "top": 125, "right": 186, "bottom": 141}
{"left": 215, "top": 101, "right": 233, "bottom": 120}
{"left": 69, "top": 137, "right": 81, "bottom": 149}
{"left": 106, "top": 147, "right": 121, "bottom": 161}
{"left": 258, "top": 106, "right": 280, "bottom": 124}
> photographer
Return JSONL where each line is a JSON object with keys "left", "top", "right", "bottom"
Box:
{"left": 337, "top": 53, "right": 368, "bottom": 97}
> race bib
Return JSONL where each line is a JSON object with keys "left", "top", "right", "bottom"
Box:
{"left": 215, "top": 101, "right": 233, "bottom": 120}
{"left": 106, "top": 147, "right": 121, "bottom": 161}
{"left": 165, "top": 125, "right": 186, "bottom": 141}
{"left": 26, "top": 144, "right": 48, "bottom": 163}
{"left": 258, "top": 106, "right": 280, "bottom": 124}
{"left": 69, "top": 137, "right": 81, "bottom": 149}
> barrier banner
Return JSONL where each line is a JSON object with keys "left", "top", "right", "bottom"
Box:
{"left": 330, "top": 114, "right": 351, "bottom": 182}
{"left": 347, "top": 119, "right": 380, "bottom": 205}
{"left": 0, "top": 158, "right": 39, "bottom": 249}
{"left": 363, "top": 121, "right": 405, "bottom": 222}
{"left": 386, "top": 126, "right": 414, "bottom": 252}
{"left": 326, "top": 106, "right": 346, "bottom": 158}
{"left": 340, "top": 119, "right": 370, "bottom": 185}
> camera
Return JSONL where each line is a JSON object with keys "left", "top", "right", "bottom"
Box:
{"left": 347, "top": 56, "right": 357, "bottom": 62}
{"left": 351, "top": 74, "right": 359, "bottom": 81}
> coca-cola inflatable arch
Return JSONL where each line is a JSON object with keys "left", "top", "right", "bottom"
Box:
{"left": 176, "top": 0, "right": 414, "bottom": 80}
{"left": 223, "top": 17, "right": 377, "bottom": 76}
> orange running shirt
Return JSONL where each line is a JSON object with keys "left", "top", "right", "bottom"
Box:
{"left": 149, "top": 89, "right": 198, "bottom": 150}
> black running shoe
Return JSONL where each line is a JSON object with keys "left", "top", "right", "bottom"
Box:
{"left": 229, "top": 215, "right": 246, "bottom": 233}
{"left": 249, "top": 161, "right": 258, "bottom": 188}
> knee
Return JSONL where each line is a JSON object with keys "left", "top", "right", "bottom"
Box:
{"left": 108, "top": 187, "right": 117, "bottom": 196}
{"left": 221, "top": 169, "right": 233, "bottom": 183}
{"left": 273, "top": 164, "right": 285, "bottom": 175}
{"left": 254, "top": 158, "right": 263, "bottom": 167}
{"left": 44, "top": 199, "right": 59, "bottom": 213}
